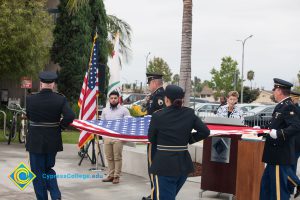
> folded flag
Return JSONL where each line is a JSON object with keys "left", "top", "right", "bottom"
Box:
{"left": 71, "top": 116, "right": 269, "bottom": 142}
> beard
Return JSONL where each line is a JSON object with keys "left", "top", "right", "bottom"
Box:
{"left": 110, "top": 102, "right": 119, "bottom": 109}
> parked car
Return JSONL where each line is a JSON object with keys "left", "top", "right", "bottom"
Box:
{"left": 244, "top": 105, "right": 276, "bottom": 127}
{"left": 122, "top": 93, "right": 147, "bottom": 105}
{"left": 123, "top": 99, "right": 144, "bottom": 109}
{"left": 189, "top": 97, "right": 212, "bottom": 108}
{"left": 190, "top": 97, "right": 211, "bottom": 103}
{"left": 192, "top": 103, "right": 219, "bottom": 118}
{"left": 235, "top": 103, "right": 265, "bottom": 113}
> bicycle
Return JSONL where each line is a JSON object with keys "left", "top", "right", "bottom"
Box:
{"left": 6, "top": 103, "right": 27, "bottom": 145}
{"left": 18, "top": 107, "right": 27, "bottom": 144}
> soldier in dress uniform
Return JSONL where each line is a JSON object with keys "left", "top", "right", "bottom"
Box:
{"left": 145, "top": 73, "right": 165, "bottom": 115}
{"left": 260, "top": 78, "right": 300, "bottom": 200}
{"left": 142, "top": 73, "right": 165, "bottom": 200}
{"left": 26, "top": 71, "right": 75, "bottom": 200}
{"left": 148, "top": 85, "right": 210, "bottom": 200}
{"left": 288, "top": 90, "right": 300, "bottom": 198}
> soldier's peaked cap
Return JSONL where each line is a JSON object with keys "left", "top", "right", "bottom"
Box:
{"left": 39, "top": 71, "right": 57, "bottom": 83}
{"left": 146, "top": 73, "right": 163, "bottom": 84}
{"left": 272, "top": 78, "right": 293, "bottom": 91}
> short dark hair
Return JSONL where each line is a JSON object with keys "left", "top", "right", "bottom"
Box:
{"left": 280, "top": 88, "right": 290, "bottom": 96}
{"left": 109, "top": 90, "right": 119, "bottom": 97}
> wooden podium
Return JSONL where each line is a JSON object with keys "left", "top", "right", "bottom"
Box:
{"left": 201, "top": 134, "right": 265, "bottom": 200}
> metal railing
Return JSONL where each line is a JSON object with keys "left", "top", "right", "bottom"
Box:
{"left": 243, "top": 111, "right": 273, "bottom": 127}
{"left": 195, "top": 110, "right": 273, "bottom": 128}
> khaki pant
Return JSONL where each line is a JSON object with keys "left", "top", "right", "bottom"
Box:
{"left": 104, "top": 138, "right": 123, "bottom": 178}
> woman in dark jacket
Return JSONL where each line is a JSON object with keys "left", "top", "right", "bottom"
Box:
{"left": 148, "top": 85, "right": 210, "bottom": 200}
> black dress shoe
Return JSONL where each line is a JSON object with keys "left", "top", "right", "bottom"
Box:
{"left": 295, "top": 186, "right": 300, "bottom": 198}
{"left": 142, "top": 195, "right": 152, "bottom": 200}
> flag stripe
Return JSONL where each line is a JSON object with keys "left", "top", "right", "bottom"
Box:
{"left": 82, "top": 92, "right": 96, "bottom": 114}
{"left": 78, "top": 74, "right": 88, "bottom": 107}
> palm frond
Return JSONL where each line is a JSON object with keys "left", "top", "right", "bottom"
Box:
{"left": 107, "top": 14, "right": 132, "bottom": 44}
{"left": 107, "top": 15, "right": 132, "bottom": 64}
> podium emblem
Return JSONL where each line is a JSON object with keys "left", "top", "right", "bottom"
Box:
{"left": 211, "top": 137, "right": 231, "bottom": 163}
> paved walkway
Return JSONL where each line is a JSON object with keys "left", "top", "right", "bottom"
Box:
{"left": 0, "top": 143, "right": 240, "bottom": 200}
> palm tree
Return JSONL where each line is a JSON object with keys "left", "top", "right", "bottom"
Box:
{"left": 172, "top": 74, "right": 180, "bottom": 85}
{"left": 247, "top": 70, "right": 254, "bottom": 90}
{"left": 106, "top": 14, "right": 132, "bottom": 66}
{"left": 179, "top": 0, "right": 193, "bottom": 106}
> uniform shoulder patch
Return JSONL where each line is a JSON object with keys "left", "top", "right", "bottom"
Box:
{"left": 158, "top": 99, "right": 164, "bottom": 106}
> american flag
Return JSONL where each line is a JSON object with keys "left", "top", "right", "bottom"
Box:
{"left": 78, "top": 34, "right": 99, "bottom": 148}
{"left": 72, "top": 116, "right": 151, "bottom": 142}
{"left": 72, "top": 116, "right": 268, "bottom": 143}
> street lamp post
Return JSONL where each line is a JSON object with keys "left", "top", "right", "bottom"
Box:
{"left": 237, "top": 35, "right": 253, "bottom": 103}
{"left": 145, "top": 52, "right": 151, "bottom": 72}
{"left": 233, "top": 70, "right": 237, "bottom": 91}
{"left": 145, "top": 52, "right": 151, "bottom": 87}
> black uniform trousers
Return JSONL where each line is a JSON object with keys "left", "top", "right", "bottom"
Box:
{"left": 30, "top": 152, "right": 61, "bottom": 200}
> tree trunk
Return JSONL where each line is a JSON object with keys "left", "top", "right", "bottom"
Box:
{"left": 179, "top": 0, "right": 192, "bottom": 106}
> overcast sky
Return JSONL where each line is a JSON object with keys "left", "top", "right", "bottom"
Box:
{"left": 104, "top": 0, "right": 300, "bottom": 90}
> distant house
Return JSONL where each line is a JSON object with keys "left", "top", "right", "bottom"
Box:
{"left": 199, "top": 85, "right": 216, "bottom": 102}
{"left": 253, "top": 90, "right": 274, "bottom": 104}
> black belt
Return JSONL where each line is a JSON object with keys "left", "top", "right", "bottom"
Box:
{"left": 157, "top": 145, "right": 188, "bottom": 152}
{"left": 29, "top": 121, "right": 60, "bottom": 127}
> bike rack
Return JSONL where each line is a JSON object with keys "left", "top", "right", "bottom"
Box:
{"left": 0, "top": 110, "right": 6, "bottom": 136}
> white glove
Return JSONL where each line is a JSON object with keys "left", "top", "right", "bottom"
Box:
{"left": 269, "top": 129, "right": 277, "bottom": 139}
{"left": 253, "top": 126, "right": 261, "bottom": 129}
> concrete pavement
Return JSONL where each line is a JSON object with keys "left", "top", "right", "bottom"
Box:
{"left": 0, "top": 142, "right": 241, "bottom": 200}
